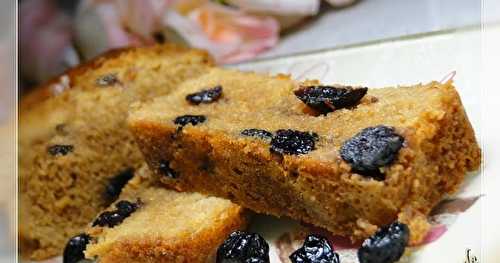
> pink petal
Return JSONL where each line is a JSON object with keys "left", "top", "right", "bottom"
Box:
{"left": 95, "top": 3, "right": 136, "bottom": 48}
{"left": 178, "top": 3, "right": 279, "bottom": 64}
{"left": 116, "top": 0, "right": 167, "bottom": 38}
{"left": 19, "top": 0, "right": 74, "bottom": 82}
{"left": 430, "top": 196, "right": 481, "bottom": 216}
{"left": 418, "top": 224, "right": 448, "bottom": 245}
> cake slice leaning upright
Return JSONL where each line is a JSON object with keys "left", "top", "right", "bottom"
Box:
{"left": 19, "top": 44, "right": 214, "bottom": 260}
{"left": 128, "top": 68, "right": 481, "bottom": 245}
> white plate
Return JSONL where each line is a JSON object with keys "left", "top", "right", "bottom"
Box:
{"left": 26, "top": 26, "right": 487, "bottom": 263}
{"left": 231, "top": 27, "right": 483, "bottom": 263}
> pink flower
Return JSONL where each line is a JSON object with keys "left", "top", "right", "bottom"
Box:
{"left": 77, "top": 0, "right": 279, "bottom": 63}
{"left": 165, "top": 2, "right": 280, "bottom": 63}
{"left": 75, "top": 0, "right": 170, "bottom": 59}
{"left": 19, "top": 0, "right": 76, "bottom": 83}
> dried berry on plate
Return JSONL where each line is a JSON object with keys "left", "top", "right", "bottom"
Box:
{"left": 358, "top": 221, "right": 409, "bottom": 263}
{"left": 290, "top": 234, "right": 340, "bottom": 263}
{"left": 216, "top": 231, "right": 270, "bottom": 263}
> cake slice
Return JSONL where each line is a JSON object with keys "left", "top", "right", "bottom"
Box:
{"left": 78, "top": 164, "right": 247, "bottom": 263}
{"left": 128, "top": 68, "right": 481, "bottom": 244}
{"left": 19, "top": 44, "right": 214, "bottom": 260}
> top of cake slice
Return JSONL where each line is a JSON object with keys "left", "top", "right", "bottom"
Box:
{"left": 130, "top": 67, "right": 478, "bottom": 169}
{"left": 20, "top": 44, "right": 213, "bottom": 112}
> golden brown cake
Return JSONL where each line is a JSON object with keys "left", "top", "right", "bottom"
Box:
{"left": 19, "top": 44, "right": 214, "bottom": 260}
{"left": 83, "top": 164, "right": 247, "bottom": 263}
{"left": 128, "top": 68, "right": 481, "bottom": 245}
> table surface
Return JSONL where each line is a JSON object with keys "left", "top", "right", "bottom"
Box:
{"left": 256, "top": 0, "right": 487, "bottom": 60}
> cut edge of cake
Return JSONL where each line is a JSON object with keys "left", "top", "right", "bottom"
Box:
{"left": 83, "top": 164, "right": 248, "bottom": 263}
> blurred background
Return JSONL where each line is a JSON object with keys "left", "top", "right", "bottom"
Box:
{"left": 1, "top": 0, "right": 15, "bottom": 262}
{"left": 18, "top": 0, "right": 486, "bottom": 93}
{"left": 9, "top": 0, "right": 500, "bottom": 262}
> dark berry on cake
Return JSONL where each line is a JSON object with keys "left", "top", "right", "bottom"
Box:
{"left": 47, "top": 145, "right": 74, "bottom": 156}
{"left": 340, "top": 125, "right": 404, "bottom": 174}
{"left": 173, "top": 115, "right": 206, "bottom": 127}
{"left": 63, "top": 233, "right": 90, "bottom": 263}
{"left": 115, "top": 200, "right": 140, "bottom": 216}
{"left": 92, "top": 200, "right": 140, "bottom": 228}
{"left": 241, "top": 129, "right": 273, "bottom": 140}
{"left": 159, "top": 160, "right": 178, "bottom": 179}
{"left": 104, "top": 168, "right": 134, "bottom": 202}
{"left": 270, "top": 129, "right": 316, "bottom": 155}
{"left": 96, "top": 73, "right": 119, "bottom": 86}
{"left": 186, "top": 85, "right": 223, "bottom": 105}
{"left": 295, "top": 85, "right": 367, "bottom": 114}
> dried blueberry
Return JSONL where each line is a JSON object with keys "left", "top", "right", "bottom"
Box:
{"left": 115, "top": 200, "right": 140, "bottom": 216}
{"left": 104, "top": 168, "right": 134, "bottom": 202}
{"left": 92, "top": 200, "right": 140, "bottom": 228}
{"left": 358, "top": 222, "right": 409, "bottom": 263}
{"left": 290, "top": 234, "right": 340, "bottom": 263}
{"left": 216, "top": 231, "right": 270, "bottom": 263}
{"left": 47, "top": 144, "right": 74, "bottom": 156}
{"left": 241, "top": 129, "right": 273, "bottom": 140}
{"left": 295, "top": 85, "right": 367, "bottom": 114}
{"left": 340, "top": 125, "right": 404, "bottom": 174}
{"left": 63, "top": 233, "right": 90, "bottom": 263}
{"left": 270, "top": 130, "right": 316, "bottom": 155}
{"left": 174, "top": 115, "right": 206, "bottom": 127}
{"left": 96, "top": 73, "right": 119, "bottom": 86}
{"left": 186, "top": 85, "right": 223, "bottom": 105}
{"left": 159, "top": 160, "right": 177, "bottom": 179}
{"left": 92, "top": 211, "right": 118, "bottom": 227}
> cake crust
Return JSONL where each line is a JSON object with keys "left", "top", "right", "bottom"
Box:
{"left": 129, "top": 68, "right": 481, "bottom": 244}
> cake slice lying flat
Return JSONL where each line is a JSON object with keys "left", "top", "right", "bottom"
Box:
{"left": 83, "top": 164, "right": 247, "bottom": 263}
{"left": 128, "top": 68, "right": 481, "bottom": 244}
